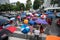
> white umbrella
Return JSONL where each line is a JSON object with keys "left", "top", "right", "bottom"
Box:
{"left": 10, "top": 18, "right": 15, "bottom": 20}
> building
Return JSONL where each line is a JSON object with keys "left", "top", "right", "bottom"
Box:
{"left": 43, "top": 0, "right": 60, "bottom": 8}
{"left": 43, "top": 0, "right": 51, "bottom": 8}
{"left": 11, "top": 2, "right": 16, "bottom": 5}
{"left": 0, "top": 0, "right": 10, "bottom": 4}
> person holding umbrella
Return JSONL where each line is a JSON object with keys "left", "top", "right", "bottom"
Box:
{"left": 20, "top": 8, "right": 26, "bottom": 21}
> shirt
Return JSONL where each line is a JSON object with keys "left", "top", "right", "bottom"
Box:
{"left": 20, "top": 12, "right": 26, "bottom": 18}
{"left": 34, "top": 30, "right": 40, "bottom": 35}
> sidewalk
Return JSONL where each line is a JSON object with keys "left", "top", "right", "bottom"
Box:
{"left": 9, "top": 37, "right": 26, "bottom": 40}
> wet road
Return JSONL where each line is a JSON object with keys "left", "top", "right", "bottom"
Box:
{"left": 45, "top": 18, "right": 60, "bottom": 36}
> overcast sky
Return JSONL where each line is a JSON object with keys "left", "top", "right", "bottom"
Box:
{"left": 10, "top": 0, "right": 34, "bottom": 3}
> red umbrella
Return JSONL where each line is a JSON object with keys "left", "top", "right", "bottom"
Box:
{"left": 6, "top": 26, "right": 17, "bottom": 33}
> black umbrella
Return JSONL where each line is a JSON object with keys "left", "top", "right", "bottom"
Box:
{"left": 0, "top": 19, "right": 9, "bottom": 26}
{"left": 0, "top": 26, "right": 17, "bottom": 39}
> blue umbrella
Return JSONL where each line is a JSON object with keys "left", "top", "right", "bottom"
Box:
{"left": 48, "top": 14, "right": 55, "bottom": 18}
{"left": 35, "top": 18, "right": 48, "bottom": 24}
{"left": 21, "top": 24, "right": 28, "bottom": 28}
{"left": 46, "top": 11, "right": 55, "bottom": 18}
{"left": 21, "top": 24, "right": 30, "bottom": 34}
{"left": 29, "top": 20, "right": 35, "bottom": 25}
{"left": 56, "top": 13, "right": 60, "bottom": 17}
{"left": 46, "top": 11, "right": 53, "bottom": 14}
{"left": 22, "top": 27, "right": 30, "bottom": 34}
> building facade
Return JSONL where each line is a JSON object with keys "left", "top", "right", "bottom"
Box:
{"left": 43, "top": 0, "right": 51, "bottom": 8}
{"left": 0, "top": 0, "right": 10, "bottom": 4}
{"left": 43, "top": 0, "right": 59, "bottom": 8}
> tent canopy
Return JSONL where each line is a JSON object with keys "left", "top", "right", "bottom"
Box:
{"left": 44, "top": 7, "right": 60, "bottom": 10}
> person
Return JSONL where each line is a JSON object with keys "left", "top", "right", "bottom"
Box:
{"left": 17, "top": 15, "right": 21, "bottom": 22}
{"left": 41, "top": 12, "right": 47, "bottom": 20}
{"left": 9, "top": 20, "right": 13, "bottom": 25}
{"left": 0, "top": 24, "right": 3, "bottom": 31}
{"left": 57, "top": 18, "right": 60, "bottom": 27}
{"left": 20, "top": 8, "right": 26, "bottom": 21}
{"left": 40, "top": 25, "right": 44, "bottom": 33}
{"left": 29, "top": 24, "right": 34, "bottom": 35}
{"left": 36, "top": 23, "right": 44, "bottom": 33}
{"left": 46, "top": 18, "right": 52, "bottom": 25}
{"left": 34, "top": 27, "right": 40, "bottom": 40}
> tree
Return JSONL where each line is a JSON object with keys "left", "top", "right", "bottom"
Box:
{"left": 51, "top": 0, "right": 58, "bottom": 5}
{"left": 5, "top": 3, "right": 11, "bottom": 11}
{"left": 26, "top": 0, "right": 32, "bottom": 10}
{"left": 11, "top": 5, "right": 17, "bottom": 11}
{"left": 20, "top": 3, "right": 26, "bottom": 10}
{"left": 58, "top": 0, "right": 60, "bottom": 7}
{"left": 33, "top": 0, "right": 44, "bottom": 10}
{"left": 16, "top": 1, "right": 21, "bottom": 11}
{"left": 0, "top": 4, "right": 6, "bottom": 11}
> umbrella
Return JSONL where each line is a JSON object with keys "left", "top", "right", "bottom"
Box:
{"left": 6, "top": 26, "right": 17, "bottom": 33}
{"left": 56, "top": 13, "right": 60, "bottom": 17}
{"left": 21, "top": 26, "right": 30, "bottom": 34}
{"left": 46, "top": 11, "right": 53, "bottom": 14}
{"left": 48, "top": 14, "right": 55, "bottom": 18}
{"left": 0, "top": 16, "right": 9, "bottom": 21}
{"left": 0, "top": 26, "right": 17, "bottom": 39}
{"left": 29, "top": 20, "right": 35, "bottom": 25}
{"left": 0, "top": 29, "right": 11, "bottom": 37}
{"left": 0, "top": 19, "right": 8, "bottom": 26}
{"left": 10, "top": 17, "right": 15, "bottom": 20}
{"left": 26, "top": 15, "right": 31, "bottom": 19}
{"left": 4, "top": 24, "right": 11, "bottom": 28}
{"left": 35, "top": 18, "right": 48, "bottom": 24}
{"left": 35, "top": 18, "right": 41, "bottom": 24}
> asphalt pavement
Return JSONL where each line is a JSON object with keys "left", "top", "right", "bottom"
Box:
{"left": 45, "top": 18, "right": 60, "bottom": 36}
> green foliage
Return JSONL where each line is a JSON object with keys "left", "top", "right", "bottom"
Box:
{"left": 51, "top": 0, "right": 58, "bottom": 4}
{"left": 33, "top": 0, "right": 44, "bottom": 10}
{"left": 0, "top": 1, "right": 35, "bottom": 11}
{"left": 16, "top": 1, "right": 26, "bottom": 11}
{"left": 20, "top": 3, "right": 26, "bottom": 10}
{"left": 0, "top": 1, "right": 26, "bottom": 11}
{"left": 26, "top": 0, "right": 32, "bottom": 10}
{"left": 0, "top": 4, "right": 6, "bottom": 11}
{"left": 16, "top": 1, "right": 21, "bottom": 11}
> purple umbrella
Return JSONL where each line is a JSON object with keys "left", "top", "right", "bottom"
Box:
{"left": 35, "top": 18, "right": 41, "bottom": 24}
{"left": 27, "top": 16, "right": 31, "bottom": 19}
{"left": 35, "top": 18, "right": 48, "bottom": 24}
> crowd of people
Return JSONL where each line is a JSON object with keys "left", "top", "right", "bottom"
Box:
{"left": 0, "top": 9, "right": 60, "bottom": 40}
{"left": 14, "top": 9, "right": 54, "bottom": 40}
